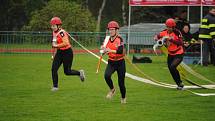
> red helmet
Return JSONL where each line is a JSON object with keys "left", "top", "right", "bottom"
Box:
{"left": 165, "top": 18, "right": 176, "bottom": 28}
{"left": 50, "top": 17, "right": 62, "bottom": 25}
{"left": 107, "top": 21, "right": 119, "bottom": 29}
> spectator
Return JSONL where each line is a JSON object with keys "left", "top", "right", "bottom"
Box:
{"left": 181, "top": 25, "right": 193, "bottom": 48}
{"left": 198, "top": 7, "right": 215, "bottom": 66}
{"left": 175, "top": 10, "right": 191, "bottom": 33}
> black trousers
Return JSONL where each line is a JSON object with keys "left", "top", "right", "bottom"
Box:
{"left": 104, "top": 59, "right": 126, "bottom": 98}
{"left": 51, "top": 48, "right": 80, "bottom": 88}
{"left": 167, "top": 54, "right": 183, "bottom": 86}
{"left": 202, "top": 40, "right": 215, "bottom": 65}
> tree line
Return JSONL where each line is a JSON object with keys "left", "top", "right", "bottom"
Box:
{"left": 0, "top": 0, "right": 206, "bottom": 32}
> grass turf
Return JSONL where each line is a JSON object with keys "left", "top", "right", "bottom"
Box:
{"left": 0, "top": 54, "right": 215, "bottom": 121}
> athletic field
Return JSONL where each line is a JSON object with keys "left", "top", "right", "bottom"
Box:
{"left": 0, "top": 53, "right": 215, "bottom": 121}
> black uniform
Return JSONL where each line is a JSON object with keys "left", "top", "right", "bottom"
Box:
{"left": 52, "top": 48, "right": 80, "bottom": 88}
{"left": 199, "top": 12, "right": 215, "bottom": 66}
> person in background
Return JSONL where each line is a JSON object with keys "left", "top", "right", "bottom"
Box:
{"left": 154, "top": 18, "right": 184, "bottom": 90}
{"left": 198, "top": 7, "right": 215, "bottom": 66}
{"left": 101, "top": 21, "right": 127, "bottom": 104}
{"left": 181, "top": 25, "right": 193, "bottom": 48}
{"left": 175, "top": 10, "right": 191, "bottom": 33}
{"left": 182, "top": 25, "right": 200, "bottom": 54}
{"left": 50, "top": 16, "right": 85, "bottom": 91}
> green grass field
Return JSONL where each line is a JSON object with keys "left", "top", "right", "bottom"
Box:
{"left": 0, "top": 54, "right": 215, "bottom": 121}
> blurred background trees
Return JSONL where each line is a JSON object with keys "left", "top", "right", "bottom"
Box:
{"left": 22, "top": 0, "right": 96, "bottom": 32}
